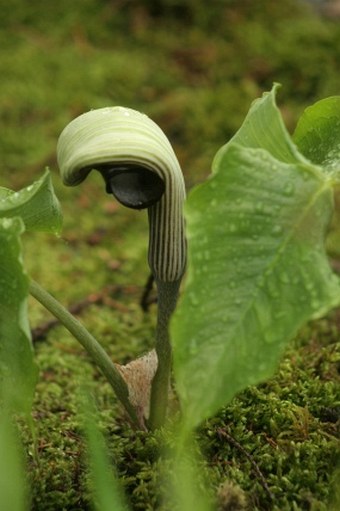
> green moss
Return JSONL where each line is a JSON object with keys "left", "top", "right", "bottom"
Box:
{"left": 199, "top": 316, "right": 340, "bottom": 510}
{"left": 22, "top": 304, "right": 339, "bottom": 510}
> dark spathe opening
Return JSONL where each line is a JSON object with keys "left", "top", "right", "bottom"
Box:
{"left": 99, "top": 164, "right": 165, "bottom": 210}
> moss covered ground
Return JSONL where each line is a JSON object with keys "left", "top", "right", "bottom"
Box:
{"left": 1, "top": 1, "right": 340, "bottom": 509}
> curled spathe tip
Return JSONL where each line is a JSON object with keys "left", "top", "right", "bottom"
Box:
{"left": 57, "top": 106, "right": 186, "bottom": 282}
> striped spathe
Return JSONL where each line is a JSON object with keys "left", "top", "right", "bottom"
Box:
{"left": 57, "top": 106, "right": 186, "bottom": 282}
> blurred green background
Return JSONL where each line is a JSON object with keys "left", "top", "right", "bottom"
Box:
{"left": 1, "top": 0, "right": 339, "bottom": 185}
{"left": 1, "top": 1, "right": 340, "bottom": 510}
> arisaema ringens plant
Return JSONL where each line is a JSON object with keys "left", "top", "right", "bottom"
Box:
{"left": 54, "top": 84, "right": 340, "bottom": 436}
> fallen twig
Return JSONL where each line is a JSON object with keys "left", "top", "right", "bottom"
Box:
{"left": 217, "top": 427, "right": 274, "bottom": 502}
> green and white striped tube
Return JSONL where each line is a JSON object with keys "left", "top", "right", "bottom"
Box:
{"left": 57, "top": 106, "right": 186, "bottom": 282}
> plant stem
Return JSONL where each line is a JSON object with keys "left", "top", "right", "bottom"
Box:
{"left": 29, "top": 279, "right": 138, "bottom": 427}
{"left": 148, "top": 279, "right": 181, "bottom": 430}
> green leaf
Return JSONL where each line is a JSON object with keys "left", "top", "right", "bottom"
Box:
{"left": 0, "top": 170, "right": 62, "bottom": 234}
{"left": 213, "top": 83, "right": 306, "bottom": 169}
{"left": 293, "top": 96, "right": 340, "bottom": 175}
{"left": 172, "top": 143, "right": 340, "bottom": 430}
{"left": 0, "top": 413, "right": 29, "bottom": 511}
{"left": 0, "top": 217, "right": 38, "bottom": 414}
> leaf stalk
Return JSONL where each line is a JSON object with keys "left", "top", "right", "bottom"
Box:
{"left": 29, "top": 279, "right": 139, "bottom": 427}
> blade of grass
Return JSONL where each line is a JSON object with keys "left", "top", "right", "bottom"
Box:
{"left": 80, "top": 391, "right": 130, "bottom": 511}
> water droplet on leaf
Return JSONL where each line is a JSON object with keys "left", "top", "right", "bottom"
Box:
{"left": 283, "top": 182, "right": 294, "bottom": 196}
{"left": 271, "top": 225, "right": 283, "bottom": 236}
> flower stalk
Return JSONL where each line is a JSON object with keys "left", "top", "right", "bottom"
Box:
{"left": 148, "top": 279, "right": 181, "bottom": 429}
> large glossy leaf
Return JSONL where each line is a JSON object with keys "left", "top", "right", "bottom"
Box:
{"left": 172, "top": 141, "right": 340, "bottom": 429}
{"left": 293, "top": 96, "right": 340, "bottom": 175}
{"left": 0, "top": 217, "right": 38, "bottom": 414}
{"left": 0, "top": 170, "right": 62, "bottom": 233}
{"left": 213, "top": 83, "right": 306, "bottom": 167}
